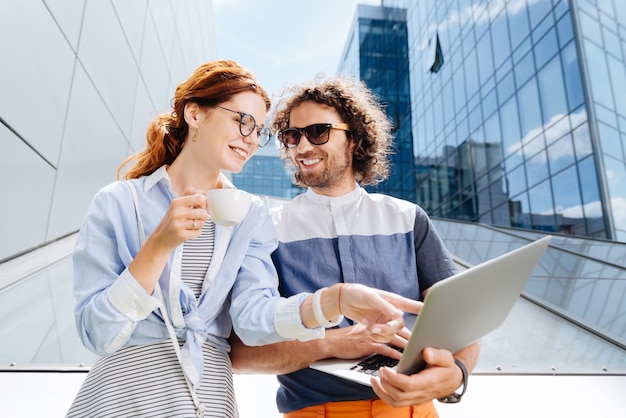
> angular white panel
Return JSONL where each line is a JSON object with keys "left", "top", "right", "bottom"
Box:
{"left": 0, "top": 0, "right": 75, "bottom": 166}
{"left": 47, "top": 65, "right": 129, "bottom": 240}
{"left": 77, "top": 0, "right": 138, "bottom": 139}
{"left": 0, "top": 125, "right": 56, "bottom": 261}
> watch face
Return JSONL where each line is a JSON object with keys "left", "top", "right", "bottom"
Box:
{"left": 437, "top": 393, "right": 462, "bottom": 404}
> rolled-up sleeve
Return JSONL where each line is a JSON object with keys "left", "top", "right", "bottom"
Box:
{"left": 229, "top": 204, "right": 324, "bottom": 346}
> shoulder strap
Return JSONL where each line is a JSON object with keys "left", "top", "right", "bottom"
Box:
{"left": 124, "top": 181, "right": 205, "bottom": 417}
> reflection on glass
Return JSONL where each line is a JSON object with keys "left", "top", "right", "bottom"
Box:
{"left": 607, "top": 54, "right": 626, "bottom": 117}
{"left": 497, "top": 66, "right": 516, "bottom": 103}
{"left": 515, "top": 50, "right": 535, "bottom": 87}
{"left": 477, "top": 32, "right": 494, "bottom": 86}
{"left": 556, "top": 11, "right": 574, "bottom": 47}
{"left": 500, "top": 95, "right": 521, "bottom": 156}
{"left": 529, "top": 180, "right": 555, "bottom": 230}
{"left": 517, "top": 77, "right": 542, "bottom": 139}
{"left": 597, "top": 122, "right": 623, "bottom": 159}
{"left": 547, "top": 133, "right": 575, "bottom": 174}
{"left": 491, "top": 10, "right": 510, "bottom": 68}
{"left": 579, "top": 9, "right": 603, "bottom": 45}
{"left": 552, "top": 165, "right": 584, "bottom": 235}
{"left": 572, "top": 121, "right": 593, "bottom": 161}
{"left": 534, "top": 27, "right": 558, "bottom": 69}
{"left": 526, "top": 149, "right": 549, "bottom": 187}
{"left": 585, "top": 40, "right": 614, "bottom": 110}
{"left": 544, "top": 113, "right": 570, "bottom": 146}
{"left": 507, "top": 0, "right": 531, "bottom": 49}
{"left": 507, "top": 163, "right": 527, "bottom": 198}
{"left": 561, "top": 42, "right": 584, "bottom": 110}
{"left": 538, "top": 55, "right": 568, "bottom": 124}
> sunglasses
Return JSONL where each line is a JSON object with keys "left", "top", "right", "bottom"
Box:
{"left": 278, "top": 123, "right": 351, "bottom": 148}
{"left": 216, "top": 106, "right": 273, "bottom": 147}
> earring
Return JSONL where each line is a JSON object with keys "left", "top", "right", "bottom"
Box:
{"left": 192, "top": 129, "right": 197, "bottom": 143}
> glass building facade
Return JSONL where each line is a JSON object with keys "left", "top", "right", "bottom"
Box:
{"left": 338, "top": 6, "right": 416, "bottom": 202}
{"left": 366, "top": 0, "right": 626, "bottom": 243}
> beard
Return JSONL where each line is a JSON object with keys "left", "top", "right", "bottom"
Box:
{"left": 295, "top": 145, "right": 353, "bottom": 189}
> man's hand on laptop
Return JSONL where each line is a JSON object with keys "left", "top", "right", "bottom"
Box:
{"left": 323, "top": 324, "right": 412, "bottom": 361}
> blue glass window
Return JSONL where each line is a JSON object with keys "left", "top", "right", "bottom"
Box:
{"left": 547, "top": 133, "right": 575, "bottom": 175}
{"left": 491, "top": 10, "right": 511, "bottom": 69}
{"left": 579, "top": 10, "right": 603, "bottom": 45}
{"left": 552, "top": 165, "right": 583, "bottom": 234}
{"left": 507, "top": 163, "right": 527, "bottom": 198}
{"left": 465, "top": 47, "right": 480, "bottom": 99}
{"left": 572, "top": 120, "right": 593, "bottom": 161}
{"left": 585, "top": 40, "right": 614, "bottom": 110}
{"left": 529, "top": 180, "right": 556, "bottom": 231}
{"left": 517, "top": 77, "right": 542, "bottom": 139}
{"left": 528, "top": 0, "right": 552, "bottom": 29}
{"left": 500, "top": 96, "right": 521, "bottom": 157}
{"left": 597, "top": 122, "right": 624, "bottom": 161}
{"left": 509, "top": 191, "right": 531, "bottom": 228}
{"left": 607, "top": 54, "right": 626, "bottom": 117}
{"left": 534, "top": 28, "right": 558, "bottom": 69}
{"left": 537, "top": 55, "right": 568, "bottom": 125}
{"left": 561, "top": 42, "right": 584, "bottom": 110}
{"left": 515, "top": 50, "right": 535, "bottom": 87}
{"left": 476, "top": 32, "right": 494, "bottom": 86}
{"left": 556, "top": 12, "right": 574, "bottom": 47}
{"left": 497, "top": 69, "right": 516, "bottom": 104}
{"left": 508, "top": 1, "right": 531, "bottom": 49}
{"left": 526, "top": 149, "right": 550, "bottom": 187}
{"left": 604, "top": 155, "right": 626, "bottom": 231}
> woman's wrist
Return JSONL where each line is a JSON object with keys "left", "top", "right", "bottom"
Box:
{"left": 313, "top": 286, "right": 344, "bottom": 327}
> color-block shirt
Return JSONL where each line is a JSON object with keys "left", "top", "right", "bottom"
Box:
{"left": 271, "top": 185, "right": 458, "bottom": 413}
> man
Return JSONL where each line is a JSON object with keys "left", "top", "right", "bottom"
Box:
{"left": 230, "top": 76, "right": 480, "bottom": 417}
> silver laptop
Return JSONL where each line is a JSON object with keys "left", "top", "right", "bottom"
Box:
{"left": 310, "top": 235, "right": 552, "bottom": 386}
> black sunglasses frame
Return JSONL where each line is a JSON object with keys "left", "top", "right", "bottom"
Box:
{"left": 278, "top": 123, "right": 350, "bottom": 148}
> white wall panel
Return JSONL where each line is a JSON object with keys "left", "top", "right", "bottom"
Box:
{"left": 44, "top": 0, "right": 85, "bottom": 51}
{"left": 110, "top": 0, "right": 148, "bottom": 63}
{"left": 129, "top": 78, "right": 157, "bottom": 154}
{"left": 0, "top": 126, "right": 56, "bottom": 261}
{"left": 0, "top": 0, "right": 75, "bottom": 166}
{"left": 47, "top": 65, "right": 129, "bottom": 240}
{"left": 1, "top": 0, "right": 216, "bottom": 261}
{"left": 77, "top": 0, "right": 138, "bottom": 140}
{"left": 139, "top": 11, "right": 173, "bottom": 110}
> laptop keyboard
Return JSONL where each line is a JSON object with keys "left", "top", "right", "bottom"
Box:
{"left": 351, "top": 354, "right": 399, "bottom": 377}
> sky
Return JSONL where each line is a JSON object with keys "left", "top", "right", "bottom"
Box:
{"left": 211, "top": 0, "right": 382, "bottom": 101}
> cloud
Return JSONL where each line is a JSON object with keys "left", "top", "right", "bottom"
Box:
{"left": 509, "top": 110, "right": 590, "bottom": 164}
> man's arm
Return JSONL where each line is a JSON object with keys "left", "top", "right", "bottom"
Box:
{"left": 230, "top": 324, "right": 411, "bottom": 374}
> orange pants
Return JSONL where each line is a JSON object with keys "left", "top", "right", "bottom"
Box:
{"left": 284, "top": 399, "right": 439, "bottom": 418}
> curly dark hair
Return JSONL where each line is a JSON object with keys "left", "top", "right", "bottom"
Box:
{"left": 272, "top": 75, "right": 393, "bottom": 186}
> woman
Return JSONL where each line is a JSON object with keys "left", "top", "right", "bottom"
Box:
{"left": 67, "top": 60, "right": 419, "bottom": 417}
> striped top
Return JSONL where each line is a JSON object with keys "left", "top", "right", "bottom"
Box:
{"left": 67, "top": 220, "right": 239, "bottom": 418}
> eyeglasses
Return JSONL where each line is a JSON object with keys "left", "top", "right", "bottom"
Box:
{"left": 216, "top": 106, "right": 273, "bottom": 147}
{"left": 278, "top": 123, "right": 351, "bottom": 148}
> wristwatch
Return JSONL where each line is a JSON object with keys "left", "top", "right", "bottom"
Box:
{"left": 437, "top": 359, "right": 468, "bottom": 403}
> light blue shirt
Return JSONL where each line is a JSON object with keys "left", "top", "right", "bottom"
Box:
{"left": 73, "top": 166, "right": 322, "bottom": 387}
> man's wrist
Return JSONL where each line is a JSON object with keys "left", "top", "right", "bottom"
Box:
{"left": 437, "top": 358, "right": 468, "bottom": 404}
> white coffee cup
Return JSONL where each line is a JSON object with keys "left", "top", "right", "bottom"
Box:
{"left": 205, "top": 189, "right": 251, "bottom": 226}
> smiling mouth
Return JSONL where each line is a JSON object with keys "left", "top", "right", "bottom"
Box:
{"left": 300, "top": 158, "right": 322, "bottom": 167}
{"left": 231, "top": 146, "right": 248, "bottom": 159}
